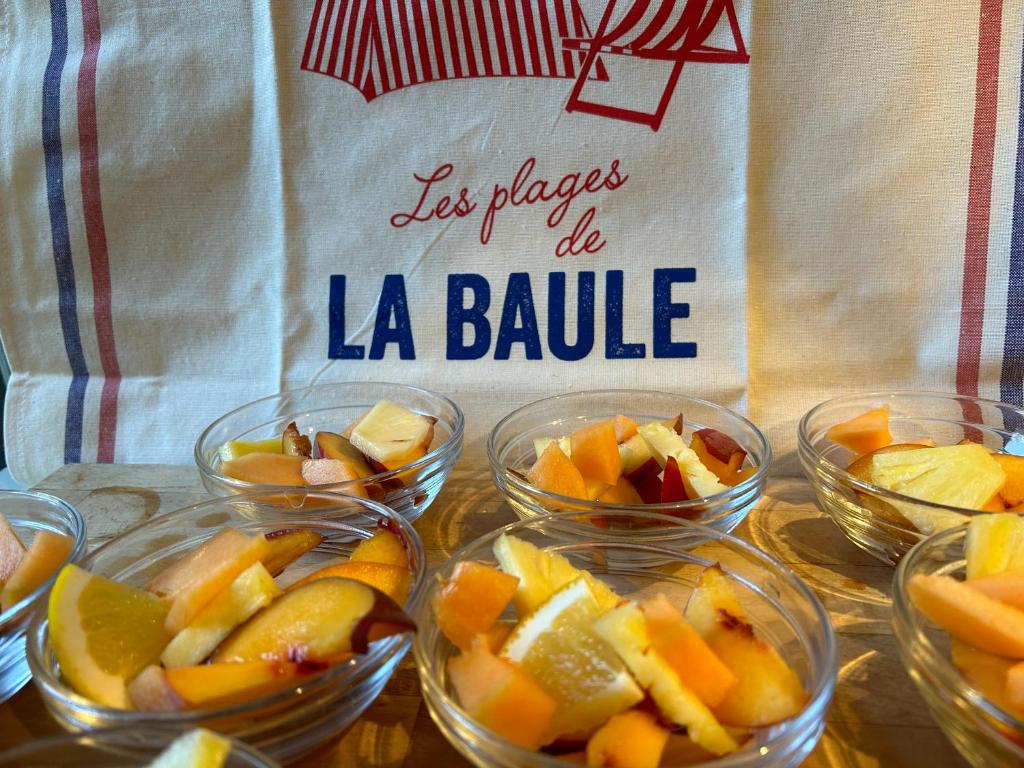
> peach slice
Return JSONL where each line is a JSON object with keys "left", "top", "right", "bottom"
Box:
{"left": 220, "top": 452, "right": 305, "bottom": 486}
{"left": 825, "top": 406, "right": 892, "bottom": 455}
{"left": 966, "top": 569, "right": 1024, "bottom": 611}
{"left": 315, "top": 430, "right": 381, "bottom": 497}
{"left": 691, "top": 430, "right": 746, "bottom": 484}
{"left": 129, "top": 660, "right": 303, "bottom": 711}
{"left": 641, "top": 593, "right": 737, "bottom": 708}
{"left": 350, "top": 524, "right": 409, "bottom": 569}
{"left": 0, "top": 513, "right": 25, "bottom": 587}
{"left": 282, "top": 421, "right": 312, "bottom": 458}
{"left": 448, "top": 636, "right": 557, "bottom": 750}
{"left": 684, "top": 565, "right": 808, "bottom": 727}
{"left": 909, "top": 574, "right": 1024, "bottom": 657}
{"left": 433, "top": 560, "right": 519, "bottom": 652}
{"left": 995, "top": 454, "right": 1024, "bottom": 507}
{"left": 212, "top": 577, "right": 415, "bottom": 662}
{"left": 586, "top": 709, "right": 669, "bottom": 768}
{"left": 662, "top": 414, "right": 684, "bottom": 435}
{"left": 1, "top": 531, "right": 73, "bottom": 612}
{"left": 613, "top": 414, "right": 639, "bottom": 444}
{"left": 160, "top": 562, "right": 281, "bottom": 668}
{"left": 288, "top": 560, "right": 410, "bottom": 604}
{"left": 570, "top": 420, "right": 622, "bottom": 486}
{"left": 261, "top": 528, "right": 324, "bottom": 576}
{"left": 146, "top": 528, "right": 270, "bottom": 634}
{"left": 527, "top": 442, "right": 587, "bottom": 500}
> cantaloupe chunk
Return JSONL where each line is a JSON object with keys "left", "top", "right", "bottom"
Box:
{"left": 641, "top": 594, "right": 737, "bottom": 708}
{"left": 724, "top": 467, "right": 758, "bottom": 487}
{"left": 586, "top": 710, "right": 669, "bottom": 768}
{"left": 966, "top": 569, "right": 1024, "bottom": 611}
{"left": 1007, "top": 660, "right": 1024, "bottom": 710}
{"left": 527, "top": 442, "right": 587, "bottom": 500}
{"left": 0, "top": 513, "right": 26, "bottom": 588}
{"left": 0, "top": 531, "right": 73, "bottom": 612}
{"left": 951, "top": 640, "right": 1024, "bottom": 719}
{"left": 596, "top": 476, "right": 644, "bottom": 506}
{"left": 613, "top": 414, "right": 638, "bottom": 444}
{"left": 447, "top": 636, "right": 557, "bottom": 750}
{"left": 965, "top": 513, "right": 1024, "bottom": 579}
{"left": 350, "top": 526, "right": 409, "bottom": 569}
{"left": 288, "top": 560, "right": 410, "bottom": 604}
{"left": 825, "top": 407, "right": 892, "bottom": 455}
{"left": 908, "top": 574, "right": 1024, "bottom": 658}
{"left": 570, "top": 420, "right": 622, "bottom": 486}
{"left": 433, "top": 560, "right": 519, "bottom": 651}
{"left": 220, "top": 452, "right": 305, "bottom": 486}
{"left": 994, "top": 454, "right": 1024, "bottom": 507}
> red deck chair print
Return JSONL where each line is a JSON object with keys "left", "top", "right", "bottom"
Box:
{"left": 562, "top": 0, "right": 749, "bottom": 130}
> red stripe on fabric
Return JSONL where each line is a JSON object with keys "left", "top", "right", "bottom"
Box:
{"left": 502, "top": 0, "right": 527, "bottom": 74}
{"left": 534, "top": 0, "right": 559, "bottom": 76}
{"left": 425, "top": 0, "right": 448, "bottom": 79}
{"left": 396, "top": 0, "right": 420, "bottom": 83}
{"left": 314, "top": 0, "right": 337, "bottom": 70}
{"left": 371, "top": 17, "right": 393, "bottom": 92}
{"left": 352, "top": 2, "right": 374, "bottom": 90}
{"left": 326, "top": 0, "right": 351, "bottom": 74}
{"left": 302, "top": 0, "right": 326, "bottom": 67}
{"left": 957, "top": 0, "right": 1004, "bottom": 403}
{"left": 410, "top": 0, "right": 434, "bottom": 81}
{"left": 553, "top": 0, "right": 574, "bottom": 74}
{"left": 382, "top": 0, "right": 405, "bottom": 87}
{"left": 487, "top": 0, "right": 511, "bottom": 74}
{"left": 339, "top": 0, "right": 361, "bottom": 80}
{"left": 472, "top": 0, "right": 494, "bottom": 75}
{"left": 518, "top": 0, "right": 543, "bottom": 75}
{"left": 458, "top": 0, "right": 480, "bottom": 77}
{"left": 78, "top": 0, "right": 121, "bottom": 463}
{"left": 441, "top": 0, "right": 463, "bottom": 78}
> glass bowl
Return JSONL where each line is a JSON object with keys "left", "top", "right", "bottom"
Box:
{"left": 0, "top": 490, "right": 87, "bottom": 703}
{"left": 892, "top": 525, "right": 1024, "bottom": 767}
{"left": 0, "top": 725, "right": 279, "bottom": 767}
{"left": 413, "top": 511, "right": 837, "bottom": 768}
{"left": 798, "top": 391, "right": 1024, "bottom": 565}
{"left": 26, "top": 491, "right": 426, "bottom": 764}
{"left": 488, "top": 390, "right": 771, "bottom": 534}
{"left": 195, "top": 381, "right": 464, "bottom": 522}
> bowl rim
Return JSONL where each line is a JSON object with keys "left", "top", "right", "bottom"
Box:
{"left": 0, "top": 489, "right": 88, "bottom": 627}
{"left": 892, "top": 524, "right": 1024, "bottom": 749}
{"left": 486, "top": 389, "right": 773, "bottom": 513}
{"left": 193, "top": 381, "right": 466, "bottom": 493}
{"left": 413, "top": 509, "right": 838, "bottom": 768}
{"left": 26, "top": 489, "right": 425, "bottom": 723}
{"left": 798, "top": 390, "right": 1024, "bottom": 519}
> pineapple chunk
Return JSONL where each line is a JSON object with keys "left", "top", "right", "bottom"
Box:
{"left": 533, "top": 436, "right": 572, "bottom": 460}
{"left": 217, "top": 436, "right": 283, "bottom": 462}
{"left": 866, "top": 444, "right": 1003, "bottom": 533}
{"left": 145, "top": 728, "right": 231, "bottom": 768}
{"left": 637, "top": 424, "right": 727, "bottom": 499}
{"left": 349, "top": 400, "right": 435, "bottom": 469}
{"left": 618, "top": 434, "right": 653, "bottom": 476}
{"left": 965, "top": 513, "right": 1024, "bottom": 579}
{"left": 593, "top": 602, "right": 738, "bottom": 756}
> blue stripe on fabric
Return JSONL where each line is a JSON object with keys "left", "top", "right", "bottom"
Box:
{"left": 42, "top": 0, "right": 88, "bottom": 464}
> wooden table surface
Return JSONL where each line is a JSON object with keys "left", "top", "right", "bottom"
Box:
{"left": 0, "top": 463, "right": 969, "bottom": 767}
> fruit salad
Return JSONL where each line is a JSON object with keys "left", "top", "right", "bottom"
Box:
{"left": 907, "top": 514, "right": 1024, "bottom": 724}
{"left": 828, "top": 406, "right": 1024, "bottom": 534}
{"left": 517, "top": 415, "right": 757, "bottom": 511}
{"left": 216, "top": 399, "right": 436, "bottom": 496}
{"left": 0, "top": 511, "right": 73, "bottom": 614}
{"left": 434, "top": 535, "right": 809, "bottom": 766}
{"left": 47, "top": 520, "right": 415, "bottom": 711}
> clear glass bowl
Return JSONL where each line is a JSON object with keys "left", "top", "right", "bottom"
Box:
{"left": 0, "top": 725, "right": 279, "bottom": 767}
{"left": 798, "top": 391, "right": 1024, "bottom": 565}
{"left": 413, "top": 511, "right": 837, "bottom": 768}
{"left": 195, "top": 382, "right": 464, "bottom": 522}
{"left": 892, "top": 525, "right": 1024, "bottom": 767}
{"left": 26, "top": 491, "right": 426, "bottom": 764}
{"left": 0, "top": 490, "right": 87, "bottom": 703}
{"left": 488, "top": 390, "right": 771, "bottom": 533}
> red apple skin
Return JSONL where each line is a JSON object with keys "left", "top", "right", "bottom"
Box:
{"left": 695, "top": 429, "right": 745, "bottom": 465}
{"left": 634, "top": 472, "right": 664, "bottom": 504}
{"left": 661, "top": 456, "right": 689, "bottom": 503}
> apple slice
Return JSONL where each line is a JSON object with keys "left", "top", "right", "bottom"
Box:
{"left": 593, "top": 602, "right": 738, "bottom": 756}
{"left": 618, "top": 434, "right": 653, "bottom": 477}
{"left": 661, "top": 456, "right": 689, "bottom": 504}
{"left": 212, "top": 577, "right": 415, "bottom": 662}
{"left": 160, "top": 561, "right": 281, "bottom": 667}
{"left": 1, "top": 531, "right": 74, "bottom": 612}
{"left": 217, "top": 436, "right": 283, "bottom": 462}
{"left": 300, "top": 458, "right": 369, "bottom": 497}
{"left": 0, "top": 513, "right": 26, "bottom": 587}
{"left": 146, "top": 528, "right": 271, "bottom": 634}
{"left": 349, "top": 400, "right": 435, "bottom": 469}
{"left": 129, "top": 660, "right": 303, "bottom": 711}
{"left": 534, "top": 436, "right": 572, "bottom": 461}
{"left": 638, "top": 424, "right": 727, "bottom": 499}
{"left": 261, "top": 528, "right": 324, "bottom": 576}
{"left": 282, "top": 421, "right": 312, "bottom": 458}
{"left": 691, "top": 429, "right": 747, "bottom": 484}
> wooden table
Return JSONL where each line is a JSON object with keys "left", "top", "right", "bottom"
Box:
{"left": 0, "top": 464, "right": 969, "bottom": 767}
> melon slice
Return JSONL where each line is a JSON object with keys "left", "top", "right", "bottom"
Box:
{"left": 825, "top": 407, "right": 891, "bottom": 454}
{"left": 0, "top": 513, "right": 26, "bottom": 587}
{"left": 1, "top": 531, "right": 74, "bottom": 612}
